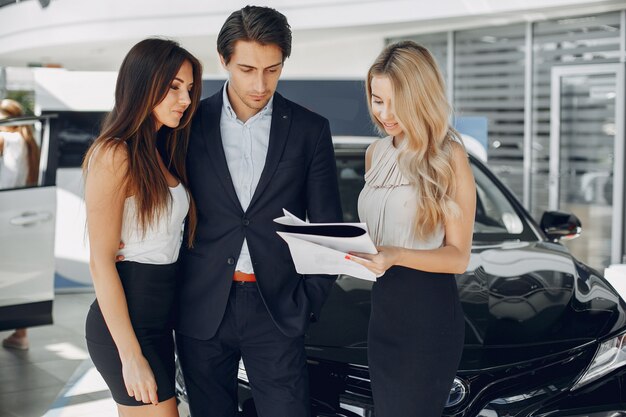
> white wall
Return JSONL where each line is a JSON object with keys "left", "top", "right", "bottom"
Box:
{"left": 33, "top": 69, "right": 116, "bottom": 112}
{"left": 286, "top": 33, "right": 384, "bottom": 78}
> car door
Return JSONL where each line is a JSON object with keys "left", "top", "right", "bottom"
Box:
{"left": 0, "top": 115, "right": 56, "bottom": 331}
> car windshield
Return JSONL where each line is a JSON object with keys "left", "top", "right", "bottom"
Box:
{"left": 334, "top": 142, "right": 538, "bottom": 243}
{"left": 471, "top": 163, "right": 532, "bottom": 241}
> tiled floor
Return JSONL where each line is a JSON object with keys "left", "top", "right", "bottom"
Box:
{"left": 0, "top": 292, "right": 190, "bottom": 417}
{"left": 0, "top": 292, "right": 94, "bottom": 417}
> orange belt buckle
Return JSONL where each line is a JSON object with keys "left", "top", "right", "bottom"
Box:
{"left": 233, "top": 271, "right": 256, "bottom": 282}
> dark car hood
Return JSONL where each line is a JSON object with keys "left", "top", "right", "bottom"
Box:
{"left": 305, "top": 241, "right": 626, "bottom": 370}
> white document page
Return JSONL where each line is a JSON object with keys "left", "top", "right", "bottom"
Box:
{"left": 274, "top": 209, "right": 378, "bottom": 281}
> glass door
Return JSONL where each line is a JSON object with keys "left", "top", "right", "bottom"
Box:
{"left": 549, "top": 64, "right": 625, "bottom": 270}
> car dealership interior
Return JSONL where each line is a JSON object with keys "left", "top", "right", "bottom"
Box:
{"left": 1, "top": 0, "right": 626, "bottom": 416}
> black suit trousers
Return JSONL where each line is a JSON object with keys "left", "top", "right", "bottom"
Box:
{"left": 176, "top": 281, "right": 311, "bottom": 417}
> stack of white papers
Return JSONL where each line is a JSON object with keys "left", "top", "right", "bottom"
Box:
{"left": 274, "top": 209, "right": 378, "bottom": 281}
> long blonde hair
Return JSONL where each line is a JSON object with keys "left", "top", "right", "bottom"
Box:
{"left": 0, "top": 99, "right": 40, "bottom": 186}
{"left": 366, "top": 41, "right": 462, "bottom": 239}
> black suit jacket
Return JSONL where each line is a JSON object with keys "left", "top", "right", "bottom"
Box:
{"left": 176, "top": 89, "right": 343, "bottom": 340}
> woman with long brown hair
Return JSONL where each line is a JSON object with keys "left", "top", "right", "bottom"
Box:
{"left": 0, "top": 98, "right": 40, "bottom": 351}
{"left": 83, "top": 38, "right": 201, "bottom": 416}
{"left": 349, "top": 41, "right": 476, "bottom": 416}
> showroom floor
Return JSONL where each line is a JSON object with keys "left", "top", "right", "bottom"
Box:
{"left": 0, "top": 291, "right": 187, "bottom": 417}
{"left": 0, "top": 292, "right": 95, "bottom": 417}
{"left": 2, "top": 276, "right": 626, "bottom": 417}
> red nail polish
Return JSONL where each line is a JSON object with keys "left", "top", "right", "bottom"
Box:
{"left": 345, "top": 255, "right": 351, "bottom": 260}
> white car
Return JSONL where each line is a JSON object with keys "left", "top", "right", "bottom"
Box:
{"left": 0, "top": 115, "right": 55, "bottom": 332}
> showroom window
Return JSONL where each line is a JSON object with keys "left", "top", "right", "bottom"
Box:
{"left": 454, "top": 24, "right": 527, "bottom": 199}
{"left": 531, "top": 12, "right": 622, "bottom": 269}
{"left": 388, "top": 32, "right": 449, "bottom": 83}
{"left": 530, "top": 12, "right": 622, "bottom": 217}
{"left": 388, "top": 26, "right": 529, "bottom": 199}
{"left": 386, "top": 9, "right": 626, "bottom": 268}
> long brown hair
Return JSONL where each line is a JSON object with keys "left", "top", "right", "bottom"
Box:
{"left": 83, "top": 38, "right": 202, "bottom": 246}
{"left": 0, "top": 99, "right": 40, "bottom": 186}
{"left": 366, "top": 41, "right": 462, "bottom": 239}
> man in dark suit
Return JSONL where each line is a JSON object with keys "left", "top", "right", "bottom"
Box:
{"left": 175, "top": 6, "right": 343, "bottom": 417}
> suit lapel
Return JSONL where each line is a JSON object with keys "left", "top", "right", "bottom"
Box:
{"left": 200, "top": 89, "right": 244, "bottom": 213}
{"left": 248, "top": 93, "right": 292, "bottom": 211}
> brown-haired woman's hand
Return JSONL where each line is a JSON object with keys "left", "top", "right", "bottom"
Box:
{"left": 121, "top": 353, "right": 159, "bottom": 405}
{"left": 347, "top": 246, "right": 403, "bottom": 277}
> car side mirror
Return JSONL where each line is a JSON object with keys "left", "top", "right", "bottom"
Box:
{"left": 540, "top": 211, "right": 582, "bottom": 242}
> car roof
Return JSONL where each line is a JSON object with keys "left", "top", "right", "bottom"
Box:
{"left": 332, "top": 135, "right": 487, "bottom": 161}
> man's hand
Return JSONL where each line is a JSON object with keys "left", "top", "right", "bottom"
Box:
{"left": 116, "top": 241, "right": 125, "bottom": 262}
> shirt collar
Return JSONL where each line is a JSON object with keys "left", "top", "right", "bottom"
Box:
{"left": 222, "top": 81, "right": 274, "bottom": 123}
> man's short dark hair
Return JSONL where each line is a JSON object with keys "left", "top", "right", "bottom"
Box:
{"left": 217, "top": 6, "right": 292, "bottom": 64}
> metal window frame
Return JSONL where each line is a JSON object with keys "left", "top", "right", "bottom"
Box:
{"left": 611, "top": 9, "right": 626, "bottom": 263}
{"left": 447, "top": 31, "right": 454, "bottom": 106}
{"left": 523, "top": 22, "right": 534, "bottom": 210}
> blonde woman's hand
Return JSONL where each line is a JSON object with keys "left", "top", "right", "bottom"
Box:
{"left": 348, "top": 246, "right": 403, "bottom": 276}
{"left": 121, "top": 353, "right": 159, "bottom": 405}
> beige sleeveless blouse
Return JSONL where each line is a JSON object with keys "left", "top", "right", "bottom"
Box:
{"left": 357, "top": 136, "right": 444, "bottom": 249}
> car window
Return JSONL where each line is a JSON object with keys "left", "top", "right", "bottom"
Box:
{"left": 472, "top": 163, "right": 524, "bottom": 234}
{"left": 0, "top": 119, "right": 41, "bottom": 190}
{"left": 336, "top": 151, "right": 366, "bottom": 222}
{"left": 48, "top": 111, "right": 104, "bottom": 168}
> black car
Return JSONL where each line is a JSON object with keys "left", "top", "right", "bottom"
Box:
{"left": 177, "top": 138, "right": 626, "bottom": 417}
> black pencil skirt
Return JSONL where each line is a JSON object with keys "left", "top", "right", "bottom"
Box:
{"left": 368, "top": 266, "right": 465, "bottom": 417}
{"left": 85, "top": 261, "right": 178, "bottom": 406}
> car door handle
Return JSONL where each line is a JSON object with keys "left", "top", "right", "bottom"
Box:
{"left": 10, "top": 211, "right": 53, "bottom": 227}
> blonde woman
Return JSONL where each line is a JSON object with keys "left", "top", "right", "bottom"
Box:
{"left": 349, "top": 41, "right": 475, "bottom": 416}
{"left": 1, "top": 98, "right": 40, "bottom": 351}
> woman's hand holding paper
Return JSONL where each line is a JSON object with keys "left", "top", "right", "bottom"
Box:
{"left": 347, "top": 246, "right": 403, "bottom": 277}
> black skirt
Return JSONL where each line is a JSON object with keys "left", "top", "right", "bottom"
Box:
{"left": 85, "top": 261, "right": 178, "bottom": 406}
{"left": 368, "top": 266, "right": 465, "bottom": 417}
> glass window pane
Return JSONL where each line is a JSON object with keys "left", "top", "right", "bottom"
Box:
{"left": 0, "top": 120, "right": 40, "bottom": 190}
{"left": 472, "top": 163, "right": 525, "bottom": 236}
{"left": 531, "top": 12, "right": 621, "bottom": 218}
{"left": 557, "top": 72, "right": 617, "bottom": 270}
{"left": 335, "top": 150, "right": 366, "bottom": 223}
{"left": 386, "top": 32, "right": 448, "bottom": 82}
{"left": 49, "top": 111, "right": 105, "bottom": 168}
{"left": 454, "top": 24, "right": 527, "bottom": 201}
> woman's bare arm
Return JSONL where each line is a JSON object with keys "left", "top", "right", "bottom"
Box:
{"left": 85, "top": 144, "right": 158, "bottom": 405}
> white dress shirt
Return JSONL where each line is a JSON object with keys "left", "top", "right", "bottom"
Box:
{"left": 220, "top": 83, "right": 274, "bottom": 274}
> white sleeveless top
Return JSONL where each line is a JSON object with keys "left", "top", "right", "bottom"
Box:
{"left": 88, "top": 145, "right": 189, "bottom": 264}
{"left": 118, "top": 183, "right": 189, "bottom": 264}
{"left": 357, "top": 136, "right": 444, "bottom": 249}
